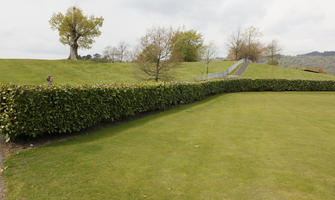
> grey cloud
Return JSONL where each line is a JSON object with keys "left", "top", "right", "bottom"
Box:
{"left": 0, "top": 0, "right": 335, "bottom": 58}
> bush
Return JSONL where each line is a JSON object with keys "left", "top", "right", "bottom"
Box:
{"left": 267, "top": 60, "right": 279, "bottom": 65}
{"left": 1, "top": 79, "right": 335, "bottom": 141}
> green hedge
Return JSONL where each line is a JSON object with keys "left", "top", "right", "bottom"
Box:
{"left": 267, "top": 60, "right": 279, "bottom": 65}
{"left": 1, "top": 79, "right": 335, "bottom": 141}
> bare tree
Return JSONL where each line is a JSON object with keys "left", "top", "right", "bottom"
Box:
{"left": 266, "top": 40, "right": 281, "bottom": 62}
{"left": 117, "top": 41, "right": 129, "bottom": 62}
{"left": 243, "top": 26, "right": 262, "bottom": 61}
{"left": 128, "top": 46, "right": 141, "bottom": 63}
{"left": 202, "top": 42, "right": 217, "bottom": 75}
{"left": 136, "top": 26, "right": 180, "bottom": 81}
{"left": 227, "top": 27, "right": 244, "bottom": 60}
{"left": 103, "top": 46, "right": 119, "bottom": 63}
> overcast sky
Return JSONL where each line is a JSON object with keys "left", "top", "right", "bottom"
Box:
{"left": 0, "top": 0, "right": 334, "bottom": 59}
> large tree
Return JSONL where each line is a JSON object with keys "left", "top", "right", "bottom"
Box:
{"left": 171, "top": 29, "right": 204, "bottom": 62}
{"left": 227, "top": 27, "right": 244, "bottom": 60}
{"left": 243, "top": 26, "right": 262, "bottom": 61}
{"left": 136, "top": 27, "right": 180, "bottom": 81}
{"left": 49, "top": 7, "right": 104, "bottom": 60}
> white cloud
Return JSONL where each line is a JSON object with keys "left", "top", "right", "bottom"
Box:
{"left": 0, "top": 0, "right": 334, "bottom": 59}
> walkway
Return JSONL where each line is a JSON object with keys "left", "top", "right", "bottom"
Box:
{"left": 233, "top": 63, "right": 249, "bottom": 76}
{"left": 226, "top": 62, "right": 250, "bottom": 79}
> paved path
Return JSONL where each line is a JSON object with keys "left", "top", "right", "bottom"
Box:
{"left": 233, "top": 63, "right": 249, "bottom": 76}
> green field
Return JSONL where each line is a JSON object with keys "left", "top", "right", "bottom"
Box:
{"left": 4, "top": 92, "right": 335, "bottom": 200}
{"left": 0, "top": 59, "right": 234, "bottom": 85}
{"left": 242, "top": 63, "right": 335, "bottom": 80}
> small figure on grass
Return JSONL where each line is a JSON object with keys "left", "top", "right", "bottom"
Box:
{"left": 46, "top": 76, "right": 54, "bottom": 86}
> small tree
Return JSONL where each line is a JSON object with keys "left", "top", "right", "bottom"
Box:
{"left": 117, "top": 42, "right": 129, "bottom": 62}
{"left": 136, "top": 27, "right": 180, "bottom": 81}
{"left": 202, "top": 42, "right": 217, "bottom": 75}
{"left": 265, "top": 40, "right": 281, "bottom": 63}
{"left": 103, "top": 46, "right": 119, "bottom": 63}
{"left": 49, "top": 7, "right": 104, "bottom": 60}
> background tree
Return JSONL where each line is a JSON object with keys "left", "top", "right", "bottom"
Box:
{"left": 227, "top": 27, "right": 244, "bottom": 60}
{"left": 243, "top": 26, "right": 262, "bottom": 61}
{"left": 49, "top": 7, "right": 104, "bottom": 60}
{"left": 201, "top": 42, "right": 217, "bottom": 75}
{"left": 117, "top": 42, "right": 129, "bottom": 62}
{"left": 136, "top": 27, "right": 180, "bottom": 81}
{"left": 240, "top": 41, "right": 265, "bottom": 62}
{"left": 103, "top": 46, "right": 119, "bottom": 63}
{"left": 80, "top": 54, "right": 92, "bottom": 60}
{"left": 171, "top": 29, "right": 204, "bottom": 62}
{"left": 265, "top": 40, "right": 281, "bottom": 62}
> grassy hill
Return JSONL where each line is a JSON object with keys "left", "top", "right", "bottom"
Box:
{"left": 0, "top": 59, "right": 234, "bottom": 85}
{"left": 5, "top": 92, "right": 335, "bottom": 199}
{"left": 2, "top": 59, "right": 334, "bottom": 85}
{"left": 241, "top": 63, "right": 335, "bottom": 80}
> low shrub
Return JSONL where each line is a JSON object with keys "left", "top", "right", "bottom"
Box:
{"left": 1, "top": 79, "right": 335, "bottom": 141}
{"left": 267, "top": 60, "right": 279, "bottom": 65}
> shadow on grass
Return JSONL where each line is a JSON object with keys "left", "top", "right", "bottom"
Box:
{"left": 39, "top": 93, "right": 227, "bottom": 148}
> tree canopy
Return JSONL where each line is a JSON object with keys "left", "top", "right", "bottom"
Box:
{"left": 171, "top": 30, "right": 204, "bottom": 62}
{"left": 136, "top": 27, "right": 180, "bottom": 81}
{"left": 49, "top": 7, "right": 104, "bottom": 60}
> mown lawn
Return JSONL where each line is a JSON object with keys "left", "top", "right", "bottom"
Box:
{"left": 0, "top": 59, "right": 233, "bottom": 85}
{"left": 4, "top": 92, "right": 335, "bottom": 200}
{"left": 241, "top": 63, "right": 335, "bottom": 80}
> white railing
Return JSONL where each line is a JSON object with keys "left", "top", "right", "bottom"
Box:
{"left": 190, "top": 59, "right": 251, "bottom": 81}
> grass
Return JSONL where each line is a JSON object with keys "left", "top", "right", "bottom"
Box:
{"left": 241, "top": 63, "right": 335, "bottom": 80}
{"left": 0, "top": 59, "right": 234, "bottom": 85}
{"left": 173, "top": 60, "right": 235, "bottom": 80}
{"left": 4, "top": 92, "right": 335, "bottom": 200}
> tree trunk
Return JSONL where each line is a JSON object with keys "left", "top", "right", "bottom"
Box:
{"left": 68, "top": 36, "right": 79, "bottom": 60}
{"left": 155, "top": 59, "right": 160, "bottom": 82}
{"left": 68, "top": 45, "right": 78, "bottom": 60}
{"left": 206, "top": 63, "right": 209, "bottom": 75}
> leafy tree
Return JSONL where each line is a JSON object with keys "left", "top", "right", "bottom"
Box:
{"left": 83, "top": 54, "right": 92, "bottom": 60}
{"left": 49, "top": 7, "right": 104, "bottom": 60}
{"left": 93, "top": 53, "right": 102, "bottom": 60}
{"left": 171, "top": 30, "right": 204, "bottom": 62}
{"left": 136, "top": 27, "right": 180, "bottom": 81}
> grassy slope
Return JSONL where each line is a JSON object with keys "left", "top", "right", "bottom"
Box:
{"left": 0, "top": 59, "right": 234, "bottom": 85}
{"left": 241, "top": 63, "right": 335, "bottom": 80}
{"left": 4, "top": 92, "right": 335, "bottom": 200}
{"left": 174, "top": 60, "right": 235, "bottom": 80}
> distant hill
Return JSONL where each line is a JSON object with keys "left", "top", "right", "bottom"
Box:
{"left": 298, "top": 51, "right": 335, "bottom": 57}
{"left": 279, "top": 55, "right": 335, "bottom": 76}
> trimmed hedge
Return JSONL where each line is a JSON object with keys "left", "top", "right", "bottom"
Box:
{"left": 1, "top": 79, "right": 335, "bottom": 141}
